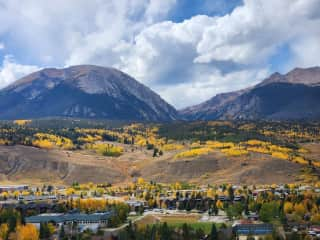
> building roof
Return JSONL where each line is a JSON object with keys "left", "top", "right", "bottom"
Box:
{"left": 234, "top": 223, "right": 273, "bottom": 235}
{"left": 25, "top": 212, "right": 112, "bottom": 224}
{"left": 0, "top": 185, "right": 28, "bottom": 189}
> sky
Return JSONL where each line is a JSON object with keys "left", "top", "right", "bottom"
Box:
{"left": 0, "top": 0, "right": 320, "bottom": 109}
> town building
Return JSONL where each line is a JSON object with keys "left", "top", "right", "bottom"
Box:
{"left": 25, "top": 211, "right": 112, "bottom": 233}
{"left": 18, "top": 195, "right": 57, "bottom": 202}
{"left": 233, "top": 223, "right": 273, "bottom": 240}
{"left": 0, "top": 185, "right": 28, "bottom": 193}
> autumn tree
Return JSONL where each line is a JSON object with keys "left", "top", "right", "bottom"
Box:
{"left": 284, "top": 202, "right": 294, "bottom": 214}
{"left": 294, "top": 203, "right": 306, "bottom": 217}
{"left": 16, "top": 224, "right": 39, "bottom": 240}
{"left": 0, "top": 224, "right": 8, "bottom": 240}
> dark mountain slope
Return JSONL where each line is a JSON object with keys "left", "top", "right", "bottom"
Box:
{"left": 180, "top": 67, "right": 320, "bottom": 120}
{"left": 0, "top": 65, "right": 177, "bottom": 121}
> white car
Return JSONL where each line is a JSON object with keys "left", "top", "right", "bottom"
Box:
{"left": 308, "top": 230, "right": 316, "bottom": 236}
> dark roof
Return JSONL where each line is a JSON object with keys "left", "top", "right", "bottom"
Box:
{"left": 234, "top": 224, "right": 273, "bottom": 235}
{"left": 26, "top": 212, "right": 112, "bottom": 224}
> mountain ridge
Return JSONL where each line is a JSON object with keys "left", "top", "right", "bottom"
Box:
{"left": 1, "top": 65, "right": 320, "bottom": 121}
{"left": 0, "top": 65, "right": 177, "bottom": 121}
{"left": 180, "top": 66, "right": 320, "bottom": 120}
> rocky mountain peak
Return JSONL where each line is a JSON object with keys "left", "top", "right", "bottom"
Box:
{"left": 0, "top": 65, "right": 177, "bottom": 121}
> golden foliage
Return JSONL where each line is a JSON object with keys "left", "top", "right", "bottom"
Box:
{"left": 269, "top": 145, "right": 291, "bottom": 153}
{"left": 16, "top": 224, "right": 39, "bottom": 240}
{"left": 86, "top": 143, "right": 123, "bottom": 157}
{"left": 221, "top": 147, "right": 249, "bottom": 157}
{"left": 0, "top": 139, "right": 10, "bottom": 145}
{"left": 32, "top": 133, "right": 74, "bottom": 150}
{"left": 137, "top": 177, "right": 145, "bottom": 185}
{"left": 246, "top": 140, "right": 269, "bottom": 146}
{"left": 216, "top": 200, "right": 224, "bottom": 209}
{"left": 190, "top": 141, "right": 202, "bottom": 149}
{"left": 75, "top": 199, "right": 108, "bottom": 212}
{"left": 298, "top": 148, "right": 308, "bottom": 154}
{"left": 13, "top": 120, "right": 31, "bottom": 126}
{"left": 174, "top": 147, "right": 213, "bottom": 159}
{"left": 293, "top": 156, "right": 308, "bottom": 165}
{"left": 271, "top": 151, "right": 289, "bottom": 160}
{"left": 284, "top": 202, "right": 294, "bottom": 214}
{"left": 247, "top": 146, "right": 270, "bottom": 154}
{"left": 78, "top": 134, "right": 102, "bottom": 143}
{"left": 206, "top": 141, "right": 234, "bottom": 149}
{"left": 32, "top": 139, "right": 53, "bottom": 149}
{"left": 294, "top": 203, "right": 307, "bottom": 216}
{"left": 0, "top": 224, "right": 8, "bottom": 240}
{"left": 161, "top": 143, "right": 184, "bottom": 151}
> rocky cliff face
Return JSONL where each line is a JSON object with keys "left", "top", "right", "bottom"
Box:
{"left": 0, "top": 65, "right": 177, "bottom": 121}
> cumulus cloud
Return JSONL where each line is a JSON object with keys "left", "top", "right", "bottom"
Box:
{"left": 195, "top": 0, "right": 320, "bottom": 66}
{"left": 0, "top": 55, "right": 39, "bottom": 88}
{"left": 114, "top": 15, "right": 217, "bottom": 86}
{"left": 144, "top": 0, "right": 177, "bottom": 23}
{"left": 112, "top": 0, "right": 320, "bottom": 107}
{"left": 158, "top": 68, "right": 269, "bottom": 109}
{"left": 0, "top": 0, "right": 320, "bottom": 108}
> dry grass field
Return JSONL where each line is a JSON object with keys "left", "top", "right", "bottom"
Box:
{"left": 0, "top": 141, "right": 311, "bottom": 186}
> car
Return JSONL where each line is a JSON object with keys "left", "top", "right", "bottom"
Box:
{"left": 308, "top": 230, "right": 316, "bottom": 236}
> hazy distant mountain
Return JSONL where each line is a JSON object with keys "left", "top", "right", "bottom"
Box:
{"left": 0, "top": 65, "right": 177, "bottom": 121}
{"left": 180, "top": 67, "right": 320, "bottom": 120}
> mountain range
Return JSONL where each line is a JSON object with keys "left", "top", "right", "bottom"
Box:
{"left": 0, "top": 65, "right": 319, "bottom": 121}
{"left": 180, "top": 67, "right": 320, "bottom": 120}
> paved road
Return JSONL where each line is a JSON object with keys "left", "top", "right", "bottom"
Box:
{"left": 102, "top": 214, "right": 146, "bottom": 234}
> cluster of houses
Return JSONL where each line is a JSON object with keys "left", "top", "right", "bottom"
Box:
{"left": 2, "top": 184, "right": 320, "bottom": 238}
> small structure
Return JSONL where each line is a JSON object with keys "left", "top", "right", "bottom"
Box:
{"left": 125, "top": 199, "right": 146, "bottom": 211}
{"left": 18, "top": 195, "right": 57, "bottom": 202}
{"left": 218, "top": 195, "right": 230, "bottom": 201}
{"left": 247, "top": 212, "right": 259, "bottom": 221}
{"left": 234, "top": 195, "right": 244, "bottom": 202}
{"left": 26, "top": 211, "right": 112, "bottom": 233}
{"left": 308, "top": 226, "right": 320, "bottom": 236}
{"left": 233, "top": 223, "right": 273, "bottom": 240}
{"left": 0, "top": 185, "right": 28, "bottom": 193}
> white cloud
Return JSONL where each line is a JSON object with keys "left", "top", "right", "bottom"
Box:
{"left": 0, "top": 55, "right": 39, "bottom": 88}
{"left": 144, "top": 0, "right": 176, "bottom": 23}
{"left": 0, "top": 43, "right": 4, "bottom": 50}
{"left": 157, "top": 68, "right": 269, "bottom": 109}
{"left": 0, "top": 0, "right": 319, "bottom": 108}
{"left": 290, "top": 36, "right": 320, "bottom": 68}
{"left": 112, "top": 0, "right": 320, "bottom": 107}
{"left": 114, "top": 15, "right": 217, "bottom": 86}
{"left": 195, "top": 0, "right": 320, "bottom": 65}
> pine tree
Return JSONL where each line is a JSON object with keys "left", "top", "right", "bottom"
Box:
{"left": 210, "top": 224, "right": 218, "bottom": 240}
{"left": 182, "top": 223, "right": 190, "bottom": 240}
{"left": 40, "top": 223, "right": 50, "bottom": 239}
{"left": 59, "top": 225, "right": 65, "bottom": 239}
{"left": 150, "top": 225, "right": 156, "bottom": 240}
{"left": 160, "top": 222, "right": 171, "bottom": 240}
